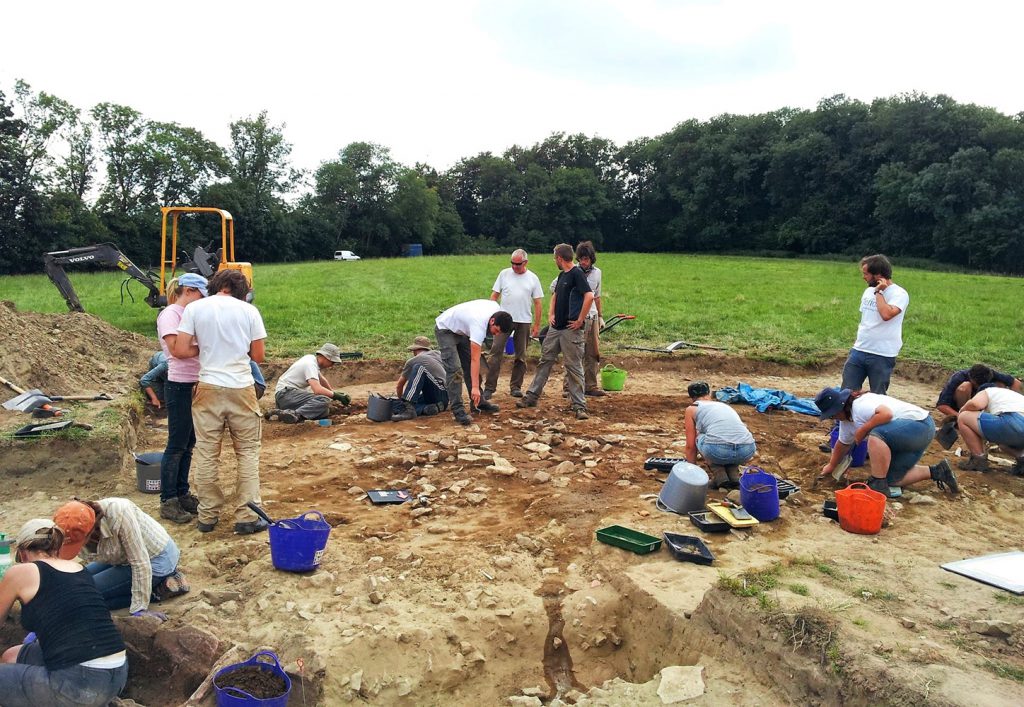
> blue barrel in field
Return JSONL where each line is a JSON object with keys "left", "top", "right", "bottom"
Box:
{"left": 403, "top": 243, "right": 423, "bottom": 257}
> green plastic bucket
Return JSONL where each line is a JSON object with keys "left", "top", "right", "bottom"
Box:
{"left": 600, "top": 364, "right": 627, "bottom": 391}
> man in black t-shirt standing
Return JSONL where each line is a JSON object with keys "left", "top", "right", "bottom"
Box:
{"left": 517, "top": 243, "right": 594, "bottom": 420}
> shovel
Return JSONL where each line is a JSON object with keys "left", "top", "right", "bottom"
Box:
{"left": 3, "top": 390, "right": 54, "bottom": 412}
{"left": 624, "top": 340, "right": 726, "bottom": 353}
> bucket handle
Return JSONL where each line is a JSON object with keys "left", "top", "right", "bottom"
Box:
{"left": 601, "top": 364, "right": 620, "bottom": 373}
{"left": 844, "top": 482, "right": 871, "bottom": 491}
{"left": 244, "top": 650, "right": 284, "bottom": 669}
{"left": 221, "top": 686, "right": 259, "bottom": 700}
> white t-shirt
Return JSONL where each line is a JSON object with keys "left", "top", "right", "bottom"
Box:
{"left": 853, "top": 283, "right": 909, "bottom": 358}
{"left": 275, "top": 354, "right": 321, "bottom": 395}
{"left": 837, "top": 393, "right": 929, "bottom": 445}
{"left": 583, "top": 267, "right": 602, "bottom": 319}
{"left": 983, "top": 387, "right": 1024, "bottom": 416}
{"left": 435, "top": 299, "right": 500, "bottom": 345}
{"left": 177, "top": 294, "right": 267, "bottom": 389}
{"left": 491, "top": 268, "right": 543, "bottom": 323}
{"left": 157, "top": 303, "right": 200, "bottom": 383}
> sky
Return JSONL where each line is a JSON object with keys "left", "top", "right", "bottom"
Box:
{"left": 3, "top": 0, "right": 1023, "bottom": 177}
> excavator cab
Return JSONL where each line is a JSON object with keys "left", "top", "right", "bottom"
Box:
{"left": 160, "top": 206, "right": 253, "bottom": 301}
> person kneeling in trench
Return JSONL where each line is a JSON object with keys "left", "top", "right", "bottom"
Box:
{"left": 54, "top": 499, "right": 189, "bottom": 620}
{"left": 955, "top": 384, "right": 1024, "bottom": 475}
{"left": 0, "top": 519, "right": 128, "bottom": 707}
{"left": 267, "top": 343, "right": 350, "bottom": 423}
{"left": 815, "top": 387, "right": 959, "bottom": 498}
{"left": 391, "top": 336, "right": 450, "bottom": 421}
{"left": 683, "top": 381, "right": 756, "bottom": 489}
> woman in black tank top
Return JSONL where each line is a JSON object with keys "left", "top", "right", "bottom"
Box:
{"left": 0, "top": 519, "right": 128, "bottom": 707}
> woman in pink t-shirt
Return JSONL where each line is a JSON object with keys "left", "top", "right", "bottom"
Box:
{"left": 155, "top": 274, "right": 207, "bottom": 524}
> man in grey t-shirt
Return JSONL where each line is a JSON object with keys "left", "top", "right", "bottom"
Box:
{"left": 392, "top": 336, "right": 449, "bottom": 421}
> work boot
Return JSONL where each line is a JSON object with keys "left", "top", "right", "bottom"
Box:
{"left": 453, "top": 408, "right": 473, "bottom": 426}
{"left": 516, "top": 395, "right": 538, "bottom": 409}
{"left": 930, "top": 459, "right": 959, "bottom": 494}
{"left": 725, "top": 465, "right": 742, "bottom": 487}
{"left": 177, "top": 493, "right": 199, "bottom": 514}
{"left": 234, "top": 517, "right": 269, "bottom": 535}
{"left": 510, "top": 390, "right": 524, "bottom": 398}
{"left": 585, "top": 389, "right": 607, "bottom": 397}
{"left": 391, "top": 402, "right": 417, "bottom": 422}
{"left": 196, "top": 518, "right": 218, "bottom": 533}
{"left": 1011, "top": 456, "right": 1024, "bottom": 477}
{"left": 420, "top": 403, "right": 441, "bottom": 416}
{"left": 957, "top": 454, "right": 989, "bottom": 472}
{"left": 160, "top": 498, "right": 192, "bottom": 524}
{"left": 476, "top": 400, "right": 500, "bottom": 413}
{"left": 573, "top": 407, "right": 589, "bottom": 421}
{"left": 708, "top": 465, "right": 730, "bottom": 490}
{"left": 866, "top": 476, "right": 891, "bottom": 498}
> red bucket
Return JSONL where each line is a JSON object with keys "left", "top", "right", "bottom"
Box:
{"left": 835, "top": 482, "right": 886, "bottom": 535}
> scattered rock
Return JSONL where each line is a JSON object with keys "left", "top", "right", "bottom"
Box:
{"left": 909, "top": 494, "right": 937, "bottom": 505}
{"left": 900, "top": 617, "right": 916, "bottom": 629}
{"left": 508, "top": 697, "right": 542, "bottom": 706}
{"left": 200, "top": 589, "right": 241, "bottom": 606}
{"left": 348, "top": 486, "right": 366, "bottom": 496}
{"left": 410, "top": 507, "right": 433, "bottom": 518}
{"left": 552, "top": 461, "right": 575, "bottom": 475}
{"left": 533, "top": 471, "right": 551, "bottom": 484}
{"left": 657, "top": 665, "right": 705, "bottom": 703}
{"left": 493, "top": 556, "right": 513, "bottom": 569}
{"left": 329, "top": 442, "right": 353, "bottom": 452}
{"left": 970, "top": 619, "right": 1014, "bottom": 638}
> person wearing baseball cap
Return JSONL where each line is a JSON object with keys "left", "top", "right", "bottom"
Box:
{"left": 815, "top": 386, "right": 959, "bottom": 498}
{"left": 391, "top": 335, "right": 449, "bottom": 421}
{"left": 0, "top": 519, "right": 128, "bottom": 705}
{"left": 53, "top": 498, "right": 188, "bottom": 619}
{"left": 267, "top": 343, "right": 351, "bottom": 424}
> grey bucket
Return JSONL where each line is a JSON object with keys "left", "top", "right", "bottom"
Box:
{"left": 367, "top": 394, "right": 393, "bottom": 423}
{"left": 657, "top": 461, "right": 709, "bottom": 514}
{"left": 134, "top": 452, "right": 162, "bottom": 494}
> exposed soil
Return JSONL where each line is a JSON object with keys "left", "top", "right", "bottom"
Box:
{"left": 1, "top": 302, "right": 1022, "bottom": 706}
{"left": 214, "top": 665, "right": 289, "bottom": 699}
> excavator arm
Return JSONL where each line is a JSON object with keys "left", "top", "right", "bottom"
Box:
{"left": 43, "top": 243, "right": 165, "bottom": 313}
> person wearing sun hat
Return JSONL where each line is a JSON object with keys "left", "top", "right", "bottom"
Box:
{"left": 815, "top": 386, "right": 958, "bottom": 498}
{"left": 391, "top": 335, "right": 449, "bottom": 421}
{"left": 53, "top": 498, "right": 188, "bottom": 619}
{"left": 267, "top": 343, "right": 351, "bottom": 423}
{"left": 0, "top": 518, "right": 128, "bottom": 706}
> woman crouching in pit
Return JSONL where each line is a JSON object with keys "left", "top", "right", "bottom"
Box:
{"left": 684, "top": 381, "right": 757, "bottom": 489}
{"left": 815, "top": 386, "right": 959, "bottom": 497}
{"left": 0, "top": 519, "right": 128, "bottom": 706}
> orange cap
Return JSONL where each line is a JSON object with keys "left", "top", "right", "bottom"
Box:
{"left": 53, "top": 501, "right": 96, "bottom": 560}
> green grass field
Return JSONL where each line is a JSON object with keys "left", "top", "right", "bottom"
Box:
{"left": 1, "top": 254, "right": 1021, "bottom": 371}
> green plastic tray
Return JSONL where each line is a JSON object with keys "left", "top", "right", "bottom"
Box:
{"left": 596, "top": 525, "right": 662, "bottom": 554}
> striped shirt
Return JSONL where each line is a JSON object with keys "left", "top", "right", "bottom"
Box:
{"left": 79, "top": 498, "right": 172, "bottom": 614}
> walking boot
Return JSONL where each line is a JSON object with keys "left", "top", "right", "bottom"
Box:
{"left": 177, "top": 493, "right": 199, "bottom": 514}
{"left": 391, "top": 402, "right": 417, "bottom": 422}
{"left": 573, "top": 407, "right": 589, "bottom": 421}
{"left": 957, "top": 454, "right": 989, "bottom": 472}
{"left": 453, "top": 408, "right": 473, "bottom": 426}
{"left": 708, "top": 465, "right": 730, "bottom": 490}
{"left": 160, "top": 498, "right": 192, "bottom": 524}
{"left": 866, "top": 476, "right": 891, "bottom": 497}
{"left": 725, "top": 465, "right": 742, "bottom": 487}
{"left": 476, "top": 400, "right": 500, "bottom": 413}
{"left": 516, "top": 395, "right": 538, "bottom": 409}
{"left": 420, "top": 403, "right": 441, "bottom": 416}
{"left": 930, "top": 459, "right": 960, "bottom": 494}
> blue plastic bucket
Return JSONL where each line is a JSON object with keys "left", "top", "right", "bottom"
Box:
{"left": 739, "top": 467, "right": 780, "bottom": 521}
{"left": 214, "top": 651, "right": 291, "bottom": 707}
{"left": 268, "top": 511, "right": 330, "bottom": 572}
{"left": 504, "top": 336, "right": 515, "bottom": 355}
{"left": 829, "top": 427, "right": 868, "bottom": 467}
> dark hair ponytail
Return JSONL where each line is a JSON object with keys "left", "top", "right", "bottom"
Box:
{"left": 17, "top": 525, "right": 66, "bottom": 558}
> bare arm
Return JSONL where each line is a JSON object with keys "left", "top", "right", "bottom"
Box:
{"left": 396, "top": 375, "right": 408, "bottom": 397}
{"left": 853, "top": 405, "right": 894, "bottom": 444}
{"left": 684, "top": 406, "right": 698, "bottom": 463}
{"left": 548, "top": 293, "right": 557, "bottom": 326}
{"left": 172, "top": 332, "right": 199, "bottom": 359}
{"left": 936, "top": 404, "right": 959, "bottom": 418}
{"left": 531, "top": 297, "right": 542, "bottom": 337}
{"left": 249, "top": 339, "right": 265, "bottom": 364}
{"left": 489, "top": 291, "right": 500, "bottom": 302}
{"left": 470, "top": 342, "right": 482, "bottom": 406}
{"left": 309, "top": 376, "right": 333, "bottom": 396}
{"left": 960, "top": 391, "right": 989, "bottom": 413}
{"left": 1013, "top": 379, "right": 1023, "bottom": 393}
{"left": 873, "top": 279, "right": 902, "bottom": 321}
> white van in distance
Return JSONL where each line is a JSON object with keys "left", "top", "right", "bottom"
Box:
{"left": 334, "top": 250, "right": 361, "bottom": 261}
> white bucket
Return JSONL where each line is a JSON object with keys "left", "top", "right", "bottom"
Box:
{"left": 657, "top": 461, "right": 709, "bottom": 514}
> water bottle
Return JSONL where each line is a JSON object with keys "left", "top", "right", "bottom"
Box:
{"left": 0, "top": 533, "right": 12, "bottom": 580}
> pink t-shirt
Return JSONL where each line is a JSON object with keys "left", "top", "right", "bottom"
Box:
{"left": 157, "top": 304, "right": 201, "bottom": 383}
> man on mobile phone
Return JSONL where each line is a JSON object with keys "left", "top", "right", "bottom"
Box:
{"left": 841, "top": 254, "right": 909, "bottom": 394}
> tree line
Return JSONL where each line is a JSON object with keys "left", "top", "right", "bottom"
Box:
{"left": 2, "top": 79, "right": 1023, "bottom": 275}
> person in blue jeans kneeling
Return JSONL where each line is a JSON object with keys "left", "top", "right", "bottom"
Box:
{"left": 53, "top": 499, "right": 189, "bottom": 620}
{"left": 684, "top": 381, "right": 757, "bottom": 489}
{"left": 0, "top": 519, "right": 128, "bottom": 706}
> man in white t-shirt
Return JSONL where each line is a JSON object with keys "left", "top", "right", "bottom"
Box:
{"left": 841, "top": 254, "right": 909, "bottom": 394}
{"left": 435, "top": 300, "right": 513, "bottom": 426}
{"left": 173, "top": 269, "right": 268, "bottom": 535}
{"left": 268, "top": 343, "right": 350, "bottom": 423}
{"left": 483, "top": 249, "right": 543, "bottom": 400}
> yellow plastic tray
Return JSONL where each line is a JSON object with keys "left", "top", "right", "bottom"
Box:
{"left": 706, "top": 501, "right": 760, "bottom": 528}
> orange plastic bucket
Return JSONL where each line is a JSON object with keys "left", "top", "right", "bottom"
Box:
{"left": 835, "top": 482, "right": 886, "bottom": 535}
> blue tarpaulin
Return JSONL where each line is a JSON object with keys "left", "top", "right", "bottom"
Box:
{"left": 715, "top": 382, "right": 820, "bottom": 416}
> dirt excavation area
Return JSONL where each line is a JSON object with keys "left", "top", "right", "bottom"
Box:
{"left": 1, "top": 302, "right": 1022, "bottom": 706}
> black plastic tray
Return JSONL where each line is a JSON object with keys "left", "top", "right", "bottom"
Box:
{"left": 688, "top": 510, "right": 731, "bottom": 533}
{"left": 367, "top": 489, "right": 411, "bottom": 505}
{"left": 822, "top": 500, "right": 838, "bottom": 521}
{"left": 663, "top": 532, "right": 715, "bottom": 565}
{"left": 643, "top": 457, "right": 687, "bottom": 472}
{"left": 777, "top": 479, "right": 800, "bottom": 499}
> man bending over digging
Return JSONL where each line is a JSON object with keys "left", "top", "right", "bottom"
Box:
{"left": 267, "top": 343, "right": 351, "bottom": 423}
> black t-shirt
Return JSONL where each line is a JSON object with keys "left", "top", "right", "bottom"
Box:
{"left": 552, "top": 266, "right": 592, "bottom": 330}
{"left": 937, "top": 369, "right": 1017, "bottom": 409}
{"left": 21, "top": 561, "right": 126, "bottom": 670}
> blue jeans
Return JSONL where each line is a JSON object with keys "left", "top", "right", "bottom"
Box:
{"left": 86, "top": 539, "right": 179, "bottom": 610}
{"left": 0, "top": 641, "right": 127, "bottom": 707}
{"left": 697, "top": 438, "right": 756, "bottom": 466}
{"left": 979, "top": 411, "right": 1024, "bottom": 448}
{"left": 842, "top": 349, "right": 895, "bottom": 394}
{"left": 161, "top": 380, "right": 197, "bottom": 502}
{"left": 869, "top": 417, "right": 935, "bottom": 483}
{"left": 400, "top": 361, "right": 449, "bottom": 414}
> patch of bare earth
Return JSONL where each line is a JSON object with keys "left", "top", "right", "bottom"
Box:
{"left": 1, "top": 304, "right": 1022, "bottom": 706}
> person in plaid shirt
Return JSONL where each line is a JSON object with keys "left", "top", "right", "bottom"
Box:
{"left": 53, "top": 499, "right": 189, "bottom": 619}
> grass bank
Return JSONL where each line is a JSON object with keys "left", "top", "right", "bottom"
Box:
{"left": 1, "top": 254, "right": 1021, "bottom": 371}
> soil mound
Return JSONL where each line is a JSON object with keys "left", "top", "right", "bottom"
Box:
{"left": 0, "top": 300, "right": 154, "bottom": 395}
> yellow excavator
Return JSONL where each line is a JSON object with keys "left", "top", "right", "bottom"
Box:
{"left": 44, "top": 206, "right": 253, "bottom": 312}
